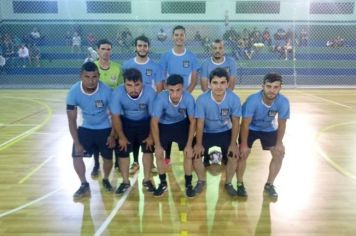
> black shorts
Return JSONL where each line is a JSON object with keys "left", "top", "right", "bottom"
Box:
{"left": 202, "top": 129, "right": 231, "bottom": 158}
{"left": 245, "top": 130, "right": 278, "bottom": 150}
{"left": 159, "top": 119, "right": 189, "bottom": 151}
{"left": 72, "top": 127, "right": 113, "bottom": 160}
{"left": 115, "top": 117, "right": 153, "bottom": 158}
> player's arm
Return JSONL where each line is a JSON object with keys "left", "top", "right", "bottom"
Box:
{"left": 67, "top": 105, "right": 84, "bottom": 156}
{"left": 272, "top": 118, "right": 287, "bottom": 157}
{"left": 155, "top": 82, "right": 164, "bottom": 93}
{"left": 184, "top": 116, "right": 196, "bottom": 158}
{"left": 228, "top": 116, "right": 240, "bottom": 158}
{"left": 193, "top": 118, "right": 205, "bottom": 158}
{"left": 151, "top": 117, "right": 164, "bottom": 159}
{"left": 229, "top": 76, "right": 237, "bottom": 90}
{"left": 200, "top": 77, "right": 209, "bottom": 92}
{"left": 239, "top": 117, "right": 252, "bottom": 159}
{"left": 112, "top": 114, "right": 129, "bottom": 151}
{"left": 188, "top": 71, "right": 198, "bottom": 93}
{"left": 143, "top": 118, "right": 154, "bottom": 151}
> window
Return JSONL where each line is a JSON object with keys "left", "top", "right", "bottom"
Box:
{"left": 161, "top": 1, "right": 206, "bottom": 14}
{"left": 13, "top": 1, "right": 58, "bottom": 14}
{"left": 86, "top": 1, "right": 131, "bottom": 14}
{"left": 236, "top": 1, "right": 280, "bottom": 14}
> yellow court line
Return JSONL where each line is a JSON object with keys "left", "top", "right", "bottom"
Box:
{"left": 18, "top": 155, "right": 55, "bottom": 184}
{"left": 315, "top": 121, "right": 356, "bottom": 182}
{"left": 0, "top": 96, "right": 52, "bottom": 152}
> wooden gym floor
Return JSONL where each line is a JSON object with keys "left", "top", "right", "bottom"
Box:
{"left": 0, "top": 89, "right": 355, "bottom": 236}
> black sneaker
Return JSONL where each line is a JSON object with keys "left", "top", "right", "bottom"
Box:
{"left": 73, "top": 183, "right": 90, "bottom": 199}
{"left": 142, "top": 180, "right": 156, "bottom": 192}
{"left": 153, "top": 183, "right": 168, "bottom": 197}
{"left": 224, "top": 183, "right": 237, "bottom": 196}
{"left": 193, "top": 180, "right": 206, "bottom": 194}
{"left": 102, "top": 179, "right": 113, "bottom": 192}
{"left": 264, "top": 183, "right": 278, "bottom": 198}
{"left": 185, "top": 185, "right": 196, "bottom": 198}
{"left": 91, "top": 166, "right": 100, "bottom": 177}
{"left": 236, "top": 182, "right": 248, "bottom": 197}
{"left": 115, "top": 182, "right": 131, "bottom": 194}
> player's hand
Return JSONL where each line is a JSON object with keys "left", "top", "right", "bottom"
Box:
{"left": 106, "top": 135, "right": 116, "bottom": 149}
{"left": 118, "top": 137, "right": 130, "bottom": 152}
{"left": 143, "top": 136, "right": 154, "bottom": 152}
{"left": 193, "top": 144, "right": 205, "bottom": 159}
{"left": 184, "top": 146, "right": 193, "bottom": 159}
{"left": 227, "top": 143, "right": 239, "bottom": 159}
{"left": 74, "top": 142, "right": 85, "bottom": 157}
{"left": 154, "top": 145, "right": 164, "bottom": 160}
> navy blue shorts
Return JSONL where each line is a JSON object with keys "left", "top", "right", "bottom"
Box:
{"left": 72, "top": 127, "right": 113, "bottom": 160}
{"left": 159, "top": 119, "right": 189, "bottom": 151}
{"left": 202, "top": 129, "right": 232, "bottom": 158}
{"left": 245, "top": 130, "right": 278, "bottom": 150}
{"left": 115, "top": 117, "right": 153, "bottom": 158}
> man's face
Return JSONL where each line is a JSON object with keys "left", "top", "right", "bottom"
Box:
{"left": 262, "top": 81, "right": 282, "bottom": 101}
{"left": 97, "top": 43, "right": 112, "bottom": 61}
{"left": 81, "top": 70, "right": 99, "bottom": 92}
{"left": 212, "top": 42, "right": 225, "bottom": 60}
{"left": 135, "top": 40, "right": 149, "bottom": 58}
{"left": 172, "top": 29, "right": 186, "bottom": 47}
{"left": 168, "top": 83, "right": 184, "bottom": 104}
{"left": 125, "top": 79, "right": 143, "bottom": 98}
{"left": 210, "top": 76, "right": 228, "bottom": 97}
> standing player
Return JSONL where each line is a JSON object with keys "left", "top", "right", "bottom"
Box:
{"left": 91, "top": 39, "right": 124, "bottom": 177}
{"left": 194, "top": 68, "right": 242, "bottom": 196}
{"left": 239, "top": 73, "right": 290, "bottom": 198}
{"left": 123, "top": 35, "right": 163, "bottom": 174}
{"left": 160, "top": 25, "right": 199, "bottom": 164}
{"left": 111, "top": 68, "right": 156, "bottom": 194}
{"left": 200, "top": 39, "right": 238, "bottom": 92}
{"left": 67, "top": 62, "right": 115, "bottom": 199}
{"left": 151, "top": 74, "right": 205, "bottom": 198}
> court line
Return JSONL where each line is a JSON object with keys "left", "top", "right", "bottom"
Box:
{"left": 94, "top": 173, "right": 139, "bottom": 236}
{"left": 0, "top": 186, "right": 62, "bottom": 218}
{"left": 0, "top": 97, "right": 52, "bottom": 152}
{"left": 300, "top": 92, "right": 352, "bottom": 110}
{"left": 316, "top": 121, "right": 356, "bottom": 182}
{"left": 18, "top": 155, "right": 55, "bottom": 184}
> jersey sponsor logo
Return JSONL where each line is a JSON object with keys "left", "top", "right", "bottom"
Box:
{"left": 139, "top": 103, "right": 147, "bottom": 110}
{"left": 268, "top": 110, "right": 277, "bottom": 117}
{"left": 146, "top": 69, "right": 152, "bottom": 76}
{"left": 183, "top": 60, "right": 190, "bottom": 68}
{"left": 178, "top": 108, "right": 187, "bottom": 114}
{"left": 95, "top": 100, "right": 104, "bottom": 108}
{"left": 220, "top": 108, "right": 230, "bottom": 116}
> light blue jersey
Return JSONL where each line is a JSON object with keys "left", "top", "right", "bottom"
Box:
{"left": 242, "top": 90, "right": 290, "bottom": 132}
{"left": 66, "top": 81, "right": 112, "bottom": 129}
{"left": 123, "top": 58, "right": 163, "bottom": 91}
{"left": 160, "top": 49, "right": 199, "bottom": 90}
{"left": 200, "top": 56, "right": 238, "bottom": 81}
{"left": 151, "top": 90, "right": 195, "bottom": 124}
{"left": 195, "top": 90, "right": 242, "bottom": 133}
{"left": 110, "top": 84, "right": 156, "bottom": 121}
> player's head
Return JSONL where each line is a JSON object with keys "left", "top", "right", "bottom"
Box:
{"left": 134, "top": 35, "right": 150, "bottom": 58}
{"left": 212, "top": 39, "right": 225, "bottom": 60}
{"left": 123, "top": 68, "right": 143, "bottom": 98}
{"left": 80, "top": 62, "right": 100, "bottom": 92}
{"left": 262, "top": 73, "right": 283, "bottom": 101}
{"left": 209, "top": 67, "right": 229, "bottom": 97}
{"left": 172, "top": 25, "right": 186, "bottom": 47}
{"left": 96, "top": 39, "right": 112, "bottom": 60}
{"left": 166, "top": 74, "right": 184, "bottom": 104}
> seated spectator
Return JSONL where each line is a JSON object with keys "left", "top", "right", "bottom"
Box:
{"left": 17, "top": 44, "right": 29, "bottom": 67}
{"left": 262, "top": 27, "right": 272, "bottom": 47}
{"left": 281, "top": 38, "right": 293, "bottom": 60}
{"left": 86, "top": 33, "right": 96, "bottom": 47}
{"left": 299, "top": 27, "right": 309, "bottom": 47}
{"left": 29, "top": 44, "right": 41, "bottom": 67}
{"left": 157, "top": 28, "right": 167, "bottom": 42}
{"left": 72, "top": 32, "right": 81, "bottom": 53}
{"left": 243, "top": 38, "right": 254, "bottom": 60}
{"left": 30, "top": 27, "right": 41, "bottom": 45}
{"left": 326, "top": 36, "right": 345, "bottom": 48}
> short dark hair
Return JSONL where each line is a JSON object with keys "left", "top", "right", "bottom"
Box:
{"left": 263, "top": 73, "right": 283, "bottom": 84}
{"left": 166, "top": 74, "right": 184, "bottom": 86}
{"left": 123, "top": 68, "right": 142, "bottom": 82}
{"left": 209, "top": 67, "right": 229, "bottom": 83}
{"left": 96, "top": 39, "right": 112, "bottom": 49}
{"left": 213, "top": 39, "right": 223, "bottom": 44}
{"left": 135, "top": 35, "right": 150, "bottom": 46}
{"left": 172, "top": 25, "right": 185, "bottom": 34}
{"left": 81, "top": 61, "right": 98, "bottom": 73}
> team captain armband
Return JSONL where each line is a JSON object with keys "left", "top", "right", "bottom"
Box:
{"left": 66, "top": 104, "right": 77, "bottom": 110}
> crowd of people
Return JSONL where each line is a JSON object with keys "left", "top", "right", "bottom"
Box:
{"left": 66, "top": 25, "right": 290, "bottom": 202}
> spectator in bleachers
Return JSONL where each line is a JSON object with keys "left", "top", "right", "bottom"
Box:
{"left": 64, "top": 30, "right": 72, "bottom": 46}
{"left": 17, "top": 44, "right": 29, "bottom": 67}
{"left": 86, "top": 33, "right": 96, "bottom": 47}
{"left": 299, "top": 27, "right": 309, "bottom": 47}
{"left": 83, "top": 47, "right": 99, "bottom": 63}
{"left": 194, "top": 31, "right": 202, "bottom": 42}
{"left": 281, "top": 38, "right": 293, "bottom": 60}
{"left": 262, "top": 27, "right": 272, "bottom": 47}
{"left": 29, "top": 44, "right": 41, "bottom": 67}
{"left": 2, "top": 34, "right": 15, "bottom": 68}
{"left": 72, "top": 32, "right": 81, "bottom": 53}
{"left": 30, "top": 27, "right": 42, "bottom": 45}
{"left": 327, "top": 36, "right": 345, "bottom": 48}
{"left": 0, "top": 54, "right": 5, "bottom": 74}
{"left": 157, "top": 28, "right": 167, "bottom": 42}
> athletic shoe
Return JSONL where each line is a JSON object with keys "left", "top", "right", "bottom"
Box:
{"left": 264, "top": 183, "right": 278, "bottom": 198}
{"left": 153, "top": 183, "right": 168, "bottom": 197}
{"left": 185, "top": 185, "right": 196, "bottom": 198}
{"left": 193, "top": 180, "right": 206, "bottom": 194}
{"left": 129, "top": 162, "right": 140, "bottom": 174}
{"left": 142, "top": 180, "right": 156, "bottom": 192}
{"left": 115, "top": 182, "right": 131, "bottom": 194}
{"left": 73, "top": 183, "right": 90, "bottom": 199}
{"left": 102, "top": 179, "right": 113, "bottom": 192}
{"left": 91, "top": 166, "right": 100, "bottom": 177}
{"left": 224, "top": 183, "right": 237, "bottom": 196}
{"left": 236, "top": 182, "right": 248, "bottom": 197}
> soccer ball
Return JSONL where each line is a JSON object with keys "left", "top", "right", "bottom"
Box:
{"left": 209, "top": 150, "right": 223, "bottom": 165}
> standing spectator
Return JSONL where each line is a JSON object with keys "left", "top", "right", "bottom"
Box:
{"left": 30, "top": 27, "right": 41, "bottom": 45}
{"left": 157, "top": 28, "right": 167, "bottom": 42}
{"left": 29, "top": 44, "right": 41, "bottom": 67}
{"left": 299, "top": 27, "right": 308, "bottom": 47}
{"left": 72, "top": 32, "right": 81, "bottom": 53}
{"left": 86, "top": 33, "right": 96, "bottom": 48}
{"left": 17, "top": 44, "right": 29, "bottom": 67}
{"left": 262, "top": 28, "right": 272, "bottom": 47}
